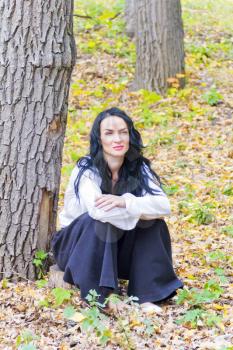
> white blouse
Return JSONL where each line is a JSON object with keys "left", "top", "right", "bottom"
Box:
{"left": 59, "top": 163, "right": 171, "bottom": 230}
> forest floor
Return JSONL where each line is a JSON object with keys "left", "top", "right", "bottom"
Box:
{"left": 0, "top": 0, "right": 233, "bottom": 349}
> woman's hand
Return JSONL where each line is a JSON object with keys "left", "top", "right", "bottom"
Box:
{"left": 95, "top": 194, "right": 126, "bottom": 211}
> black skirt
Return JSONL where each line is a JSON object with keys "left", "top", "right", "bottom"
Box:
{"left": 51, "top": 212, "right": 183, "bottom": 304}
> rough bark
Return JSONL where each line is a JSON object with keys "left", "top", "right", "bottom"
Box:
{"left": 48, "top": 265, "right": 73, "bottom": 289}
{"left": 0, "top": 0, "right": 76, "bottom": 279}
{"left": 134, "top": 0, "right": 185, "bottom": 94}
{"left": 125, "top": 0, "right": 136, "bottom": 38}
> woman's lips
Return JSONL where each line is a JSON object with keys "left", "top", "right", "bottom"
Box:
{"left": 113, "top": 146, "right": 124, "bottom": 150}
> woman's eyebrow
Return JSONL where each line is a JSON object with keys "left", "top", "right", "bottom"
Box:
{"left": 104, "top": 128, "right": 128, "bottom": 131}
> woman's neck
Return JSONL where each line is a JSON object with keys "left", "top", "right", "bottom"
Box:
{"left": 103, "top": 153, "right": 124, "bottom": 180}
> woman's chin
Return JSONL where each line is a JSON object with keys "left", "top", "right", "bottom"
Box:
{"left": 112, "top": 150, "right": 127, "bottom": 157}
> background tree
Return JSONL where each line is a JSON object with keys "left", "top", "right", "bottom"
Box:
{"left": 0, "top": 0, "right": 76, "bottom": 279}
{"left": 134, "top": 0, "right": 185, "bottom": 94}
{"left": 125, "top": 0, "right": 136, "bottom": 38}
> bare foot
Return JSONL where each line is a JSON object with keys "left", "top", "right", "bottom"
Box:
{"left": 140, "top": 302, "right": 163, "bottom": 315}
{"left": 106, "top": 298, "right": 131, "bottom": 314}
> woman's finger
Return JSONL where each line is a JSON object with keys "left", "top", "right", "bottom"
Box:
{"left": 95, "top": 197, "right": 109, "bottom": 205}
{"left": 102, "top": 203, "right": 117, "bottom": 211}
{"left": 96, "top": 199, "right": 114, "bottom": 208}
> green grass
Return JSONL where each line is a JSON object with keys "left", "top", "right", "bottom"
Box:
{"left": 182, "top": 0, "right": 233, "bottom": 32}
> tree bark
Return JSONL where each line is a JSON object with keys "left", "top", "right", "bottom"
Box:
{"left": 0, "top": 0, "right": 76, "bottom": 279}
{"left": 125, "top": 0, "right": 136, "bottom": 38}
{"left": 134, "top": 0, "right": 185, "bottom": 94}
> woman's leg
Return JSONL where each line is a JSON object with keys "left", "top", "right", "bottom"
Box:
{"left": 118, "top": 219, "right": 183, "bottom": 304}
{"left": 51, "top": 213, "right": 124, "bottom": 303}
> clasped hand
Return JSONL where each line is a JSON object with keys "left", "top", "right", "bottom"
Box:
{"left": 95, "top": 194, "right": 126, "bottom": 211}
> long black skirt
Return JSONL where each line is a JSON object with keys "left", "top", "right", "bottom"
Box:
{"left": 51, "top": 212, "right": 183, "bottom": 304}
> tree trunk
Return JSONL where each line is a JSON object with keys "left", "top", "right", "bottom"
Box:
{"left": 134, "top": 0, "right": 185, "bottom": 94}
{"left": 125, "top": 0, "right": 136, "bottom": 38}
{"left": 0, "top": 0, "right": 76, "bottom": 279}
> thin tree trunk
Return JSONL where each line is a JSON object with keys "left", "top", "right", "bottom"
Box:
{"left": 134, "top": 0, "right": 185, "bottom": 94}
{"left": 0, "top": 0, "right": 76, "bottom": 279}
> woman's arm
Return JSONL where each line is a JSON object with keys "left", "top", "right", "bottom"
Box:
{"left": 121, "top": 165, "right": 171, "bottom": 220}
{"left": 61, "top": 167, "right": 140, "bottom": 230}
{"left": 122, "top": 191, "right": 171, "bottom": 220}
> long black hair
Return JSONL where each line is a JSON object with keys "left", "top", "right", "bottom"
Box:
{"left": 74, "top": 107, "right": 164, "bottom": 200}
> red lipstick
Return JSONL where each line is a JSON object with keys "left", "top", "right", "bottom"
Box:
{"left": 113, "top": 146, "right": 124, "bottom": 150}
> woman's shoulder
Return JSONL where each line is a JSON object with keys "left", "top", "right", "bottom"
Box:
{"left": 141, "top": 161, "right": 153, "bottom": 176}
{"left": 72, "top": 156, "right": 100, "bottom": 181}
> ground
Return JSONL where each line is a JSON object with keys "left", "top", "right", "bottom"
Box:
{"left": 0, "top": 0, "right": 232, "bottom": 349}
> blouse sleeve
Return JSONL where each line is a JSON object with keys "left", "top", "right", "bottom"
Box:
{"left": 64, "top": 167, "right": 140, "bottom": 230}
{"left": 121, "top": 165, "right": 171, "bottom": 220}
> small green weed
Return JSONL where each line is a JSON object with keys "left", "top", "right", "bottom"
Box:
{"left": 202, "top": 87, "right": 223, "bottom": 106}
{"left": 39, "top": 287, "right": 72, "bottom": 308}
{"left": 179, "top": 200, "right": 215, "bottom": 225}
{"left": 176, "top": 279, "right": 224, "bottom": 307}
{"left": 192, "top": 204, "right": 214, "bottom": 225}
{"left": 163, "top": 184, "right": 179, "bottom": 196}
{"left": 81, "top": 290, "right": 112, "bottom": 345}
{"left": 33, "top": 250, "right": 48, "bottom": 279}
{"left": 175, "top": 308, "right": 223, "bottom": 329}
{"left": 221, "top": 225, "right": 233, "bottom": 237}
{"left": 35, "top": 279, "right": 48, "bottom": 289}
{"left": 222, "top": 184, "right": 233, "bottom": 196}
{"left": 16, "top": 330, "right": 39, "bottom": 350}
{"left": 175, "top": 280, "right": 224, "bottom": 328}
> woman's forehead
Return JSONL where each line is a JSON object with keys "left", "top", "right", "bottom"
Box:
{"left": 100, "top": 116, "right": 127, "bottom": 130}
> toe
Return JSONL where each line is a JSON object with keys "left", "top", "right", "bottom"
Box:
{"left": 140, "top": 302, "right": 163, "bottom": 315}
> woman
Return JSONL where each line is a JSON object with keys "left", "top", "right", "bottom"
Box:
{"left": 51, "top": 107, "right": 183, "bottom": 313}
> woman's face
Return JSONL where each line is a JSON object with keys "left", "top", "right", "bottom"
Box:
{"left": 100, "top": 116, "right": 130, "bottom": 158}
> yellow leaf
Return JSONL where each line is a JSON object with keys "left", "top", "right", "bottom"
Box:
{"left": 212, "top": 303, "right": 224, "bottom": 310}
{"left": 187, "top": 274, "right": 196, "bottom": 280}
{"left": 130, "top": 319, "right": 143, "bottom": 328}
{"left": 176, "top": 73, "right": 185, "bottom": 78}
{"left": 217, "top": 322, "right": 225, "bottom": 332}
{"left": 69, "top": 312, "right": 86, "bottom": 323}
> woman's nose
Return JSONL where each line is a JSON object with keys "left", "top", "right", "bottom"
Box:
{"left": 113, "top": 133, "right": 122, "bottom": 142}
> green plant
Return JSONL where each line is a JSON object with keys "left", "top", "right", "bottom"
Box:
{"left": 176, "top": 279, "right": 224, "bottom": 306}
{"left": 81, "top": 290, "right": 112, "bottom": 345}
{"left": 141, "top": 318, "right": 155, "bottom": 335}
{"left": 202, "top": 87, "right": 223, "bottom": 106}
{"left": 207, "top": 250, "right": 226, "bottom": 261}
{"left": 214, "top": 267, "right": 228, "bottom": 283}
{"left": 179, "top": 201, "right": 215, "bottom": 225}
{"left": 175, "top": 280, "right": 224, "bottom": 329}
{"left": 192, "top": 205, "right": 214, "bottom": 225}
{"left": 163, "top": 184, "right": 179, "bottom": 196}
{"left": 178, "top": 199, "right": 215, "bottom": 222}
{"left": 16, "top": 330, "right": 39, "bottom": 350}
{"left": 35, "top": 279, "right": 48, "bottom": 289}
{"left": 221, "top": 225, "right": 233, "bottom": 237}
{"left": 149, "top": 130, "right": 177, "bottom": 146}
{"left": 175, "top": 308, "right": 223, "bottom": 329}
{"left": 52, "top": 288, "right": 73, "bottom": 307}
{"left": 176, "top": 160, "right": 188, "bottom": 169}
{"left": 1, "top": 278, "right": 8, "bottom": 289}
{"left": 33, "top": 250, "right": 48, "bottom": 279}
{"left": 63, "top": 305, "right": 76, "bottom": 318}
{"left": 39, "top": 287, "right": 72, "bottom": 308}
{"left": 222, "top": 185, "right": 233, "bottom": 196}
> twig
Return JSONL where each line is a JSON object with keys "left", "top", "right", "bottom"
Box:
{"left": 73, "top": 12, "right": 122, "bottom": 21}
{"left": 73, "top": 14, "right": 92, "bottom": 19}
{"left": 109, "top": 12, "right": 121, "bottom": 20}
